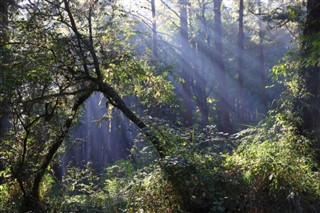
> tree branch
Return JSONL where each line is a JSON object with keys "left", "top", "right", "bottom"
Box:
{"left": 31, "top": 90, "right": 92, "bottom": 197}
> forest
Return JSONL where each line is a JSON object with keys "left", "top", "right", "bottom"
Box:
{"left": 1, "top": 0, "right": 320, "bottom": 212}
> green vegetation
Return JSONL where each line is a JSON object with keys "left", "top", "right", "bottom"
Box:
{"left": 2, "top": 118, "right": 320, "bottom": 212}
{"left": 1, "top": 0, "right": 320, "bottom": 212}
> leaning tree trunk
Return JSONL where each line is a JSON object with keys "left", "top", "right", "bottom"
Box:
{"left": 21, "top": 1, "right": 166, "bottom": 209}
{"left": 22, "top": 92, "right": 92, "bottom": 213}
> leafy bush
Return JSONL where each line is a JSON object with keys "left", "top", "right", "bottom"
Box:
{"left": 226, "top": 115, "right": 320, "bottom": 212}
{"left": 0, "top": 181, "right": 21, "bottom": 212}
{"left": 128, "top": 124, "right": 243, "bottom": 212}
{"left": 45, "top": 162, "right": 126, "bottom": 213}
{"left": 126, "top": 165, "right": 183, "bottom": 212}
{"left": 3, "top": 117, "right": 320, "bottom": 213}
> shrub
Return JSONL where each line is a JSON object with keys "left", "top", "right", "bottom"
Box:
{"left": 126, "top": 164, "right": 183, "bottom": 212}
{"left": 129, "top": 124, "right": 243, "bottom": 212}
{"left": 46, "top": 162, "right": 125, "bottom": 213}
{"left": 226, "top": 116, "right": 320, "bottom": 212}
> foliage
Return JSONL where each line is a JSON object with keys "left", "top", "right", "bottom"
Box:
{"left": 45, "top": 161, "right": 128, "bottom": 212}
{"left": 0, "top": 180, "right": 21, "bottom": 212}
{"left": 271, "top": 32, "right": 320, "bottom": 130}
{"left": 0, "top": 0, "right": 175, "bottom": 211}
{"left": 126, "top": 164, "right": 183, "bottom": 212}
{"left": 130, "top": 122, "right": 243, "bottom": 212}
{"left": 32, "top": 123, "right": 242, "bottom": 212}
{"left": 1, "top": 0, "right": 320, "bottom": 212}
{"left": 226, "top": 115, "right": 320, "bottom": 212}
{"left": 2, "top": 116, "right": 320, "bottom": 212}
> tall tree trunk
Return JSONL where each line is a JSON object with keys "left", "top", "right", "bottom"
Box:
{"left": 190, "top": 1, "right": 209, "bottom": 127}
{"left": 213, "top": 0, "right": 231, "bottom": 132}
{"left": 0, "top": 0, "right": 11, "bottom": 136}
{"left": 0, "top": 1, "right": 12, "bottom": 184}
{"left": 297, "top": 0, "right": 320, "bottom": 162}
{"left": 179, "top": 0, "right": 193, "bottom": 127}
{"left": 193, "top": 74, "right": 209, "bottom": 127}
{"left": 0, "top": 1, "right": 9, "bottom": 42}
{"left": 237, "top": 0, "right": 246, "bottom": 122}
{"left": 151, "top": 0, "right": 158, "bottom": 59}
{"left": 150, "top": 0, "right": 161, "bottom": 117}
{"left": 257, "top": 0, "right": 267, "bottom": 113}
{"left": 196, "top": 86, "right": 209, "bottom": 126}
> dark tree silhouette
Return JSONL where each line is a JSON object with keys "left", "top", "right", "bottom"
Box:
{"left": 151, "top": 0, "right": 158, "bottom": 59}
{"left": 237, "top": 0, "right": 246, "bottom": 122}
{"left": 257, "top": 0, "right": 267, "bottom": 113}
{"left": 213, "top": 0, "right": 231, "bottom": 132}
{"left": 179, "top": 0, "right": 193, "bottom": 127}
{"left": 296, "top": 0, "right": 320, "bottom": 162}
{"left": 0, "top": 0, "right": 13, "bottom": 135}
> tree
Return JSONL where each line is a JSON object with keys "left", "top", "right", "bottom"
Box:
{"left": 179, "top": 0, "right": 193, "bottom": 127}
{"left": 0, "top": 0, "right": 13, "bottom": 135}
{"left": 0, "top": 0, "right": 13, "bottom": 186}
{"left": 151, "top": 0, "right": 159, "bottom": 59}
{"left": 213, "top": 0, "right": 231, "bottom": 132}
{"left": 257, "top": 0, "right": 267, "bottom": 113}
{"left": 295, "top": 0, "right": 320, "bottom": 162}
{"left": 190, "top": 0, "right": 211, "bottom": 127}
{"left": 2, "top": 0, "right": 171, "bottom": 211}
{"left": 236, "top": 0, "right": 246, "bottom": 122}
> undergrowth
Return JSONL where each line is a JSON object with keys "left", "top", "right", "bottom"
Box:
{"left": 1, "top": 116, "right": 320, "bottom": 212}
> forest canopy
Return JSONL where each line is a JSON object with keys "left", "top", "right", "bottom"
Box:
{"left": 1, "top": 0, "right": 320, "bottom": 212}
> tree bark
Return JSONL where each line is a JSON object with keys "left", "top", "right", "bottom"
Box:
{"left": 0, "top": 1, "right": 9, "bottom": 42}
{"left": 179, "top": 0, "right": 193, "bottom": 127}
{"left": 191, "top": 1, "right": 210, "bottom": 127}
{"left": 257, "top": 0, "right": 267, "bottom": 113}
{"left": 237, "top": 0, "right": 246, "bottom": 122}
{"left": 213, "top": 0, "right": 231, "bottom": 132}
{"left": 0, "top": 1, "right": 12, "bottom": 183}
{"left": 0, "top": 0, "right": 11, "bottom": 136}
{"left": 97, "top": 81, "right": 166, "bottom": 156}
{"left": 193, "top": 78, "right": 209, "bottom": 127}
{"left": 297, "top": 0, "right": 320, "bottom": 162}
{"left": 151, "top": 0, "right": 158, "bottom": 59}
{"left": 22, "top": 92, "right": 92, "bottom": 213}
